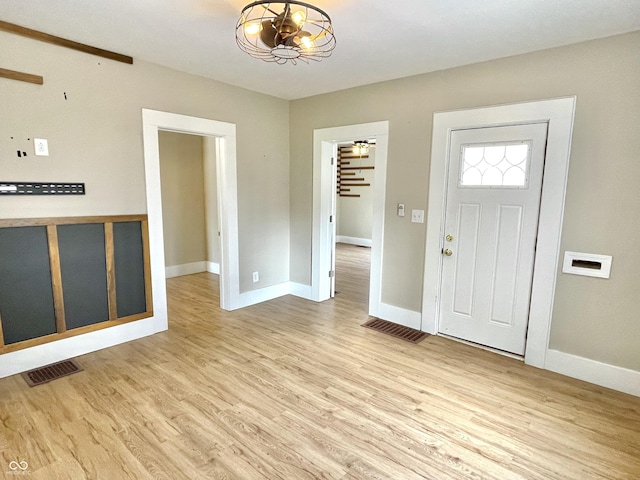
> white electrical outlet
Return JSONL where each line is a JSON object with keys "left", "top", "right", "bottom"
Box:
{"left": 34, "top": 138, "right": 49, "bottom": 156}
{"left": 411, "top": 209, "right": 425, "bottom": 223}
{"left": 252, "top": 271, "right": 259, "bottom": 283}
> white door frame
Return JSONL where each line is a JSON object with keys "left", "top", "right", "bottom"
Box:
{"left": 142, "top": 109, "right": 241, "bottom": 315}
{"left": 422, "top": 97, "right": 576, "bottom": 368}
{"left": 329, "top": 142, "right": 338, "bottom": 297}
{"left": 312, "top": 121, "right": 389, "bottom": 317}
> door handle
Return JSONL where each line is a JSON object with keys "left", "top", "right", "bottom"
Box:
{"left": 442, "top": 248, "right": 453, "bottom": 256}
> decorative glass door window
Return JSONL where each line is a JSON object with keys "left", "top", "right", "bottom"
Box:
{"left": 459, "top": 141, "right": 532, "bottom": 188}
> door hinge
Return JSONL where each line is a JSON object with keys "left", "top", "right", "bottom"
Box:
{"left": 331, "top": 157, "right": 335, "bottom": 166}
{"left": 329, "top": 270, "right": 335, "bottom": 278}
{"left": 329, "top": 215, "right": 334, "bottom": 223}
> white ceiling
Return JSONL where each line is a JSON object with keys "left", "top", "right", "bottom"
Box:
{"left": 2, "top": 0, "right": 640, "bottom": 100}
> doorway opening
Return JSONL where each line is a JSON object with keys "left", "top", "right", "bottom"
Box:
{"left": 158, "top": 131, "right": 221, "bottom": 281}
{"left": 333, "top": 141, "right": 376, "bottom": 311}
{"left": 422, "top": 97, "right": 576, "bottom": 368}
{"left": 312, "top": 121, "right": 389, "bottom": 319}
{"left": 142, "top": 109, "right": 241, "bottom": 322}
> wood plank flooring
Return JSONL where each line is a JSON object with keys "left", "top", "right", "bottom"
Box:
{"left": 0, "top": 243, "right": 639, "bottom": 479}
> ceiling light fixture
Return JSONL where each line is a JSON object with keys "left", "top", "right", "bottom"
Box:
{"left": 353, "top": 140, "right": 370, "bottom": 156}
{"left": 236, "top": 1, "right": 336, "bottom": 65}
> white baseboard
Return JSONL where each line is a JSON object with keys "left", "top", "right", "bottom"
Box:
{"left": 165, "top": 261, "right": 220, "bottom": 278}
{"left": 336, "top": 236, "right": 372, "bottom": 247}
{"left": 376, "top": 302, "right": 422, "bottom": 330}
{"left": 165, "top": 261, "right": 206, "bottom": 278}
{"left": 238, "top": 282, "right": 291, "bottom": 308}
{"left": 238, "top": 281, "right": 315, "bottom": 307}
{"left": 290, "top": 282, "right": 313, "bottom": 300}
{"left": 545, "top": 349, "right": 640, "bottom": 397}
{"left": 0, "top": 315, "right": 166, "bottom": 379}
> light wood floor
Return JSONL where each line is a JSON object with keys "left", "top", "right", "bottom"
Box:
{"left": 1, "top": 243, "right": 639, "bottom": 479}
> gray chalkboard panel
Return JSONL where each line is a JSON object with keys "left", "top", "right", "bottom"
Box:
{"left": 0, "top": 226, "right": 57, "bottom": 344}
{"left": 57, "top": 224, "right": 109, "bottom": 329}
{"left": 113, "top": 221, "right": 146, "bottom": 317}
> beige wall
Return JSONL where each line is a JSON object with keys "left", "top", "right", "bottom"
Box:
{"left": 290, "top": 32, "right": 640, "bottom": 371}
{"left": 159, "top": 131, "right": 206, "bottom": 268}
{"left": 0, "top": 30, "right": 290, "bottom": 292}
{"left": 337, "top": 147, "right": 375, "bottom": 241}
{"left": 3, "top": 26, "right": 639, "bottom": 372}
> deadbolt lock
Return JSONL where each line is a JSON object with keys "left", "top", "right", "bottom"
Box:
{"left": 443, "top": 248, "right": 453, "bottom": 256}
{"left": 445, "top": 234, "right": 454, "bottom": 242}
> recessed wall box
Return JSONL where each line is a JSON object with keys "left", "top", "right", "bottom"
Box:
{"left": 562, "top": 251, "right": 612, "bottom": 279}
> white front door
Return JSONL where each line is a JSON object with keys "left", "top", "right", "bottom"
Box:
{"left": 438, "top": 123, "right": 548, "bottom": 355}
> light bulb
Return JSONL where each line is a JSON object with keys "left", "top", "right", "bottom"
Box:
{"left": 300, "top": 36, "right": 313, "bottom": 49}
{"left": 291, "top": 10, "right": 306, "bottom": 25}
{"left": 244, "top": 22, "right": 261, "bottom": 35}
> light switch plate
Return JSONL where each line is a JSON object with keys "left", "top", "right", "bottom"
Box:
{"left": 411, "top": 209, "right": 425, "bottom": 223}
{"left": 34, "top": 138, "right": 49, "bottom": 156}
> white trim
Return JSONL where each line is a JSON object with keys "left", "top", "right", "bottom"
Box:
{"left": 0, "top": 317, "right": 161, "bottom": 379}
{"left": 377, "top": 303, "right": 422, "bottom": 330}
{"left": 312, "top": 122, "right": 389, "bottom": 320}
{"left": 165, "top": 261, "right": 207, "bottom": 278}
{"left": 289, "top": 282, "right": 313, "bottom": 299}
{"left": 142, "top": 109, "right": 241, "bottom": 311}
{"left": 238, "top": 281, "right": 315, "bottom": 306}
{"left": 164, "top": 261, "right": 220, "bottom": 278}
{"left": 545, "top": 349, "right": 640, "bottom": 398}
{"left": 238, "top": 282, "right": 291, "bottom": 308}
{"left": 422, "top": 97, "right": 576, "bottom": 369}
{"left": 336, "top": 236, "right": 372, "bottom": 247}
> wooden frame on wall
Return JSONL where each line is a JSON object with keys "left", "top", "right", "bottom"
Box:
{"left": 0, "top": 214, "right": 153, "bottom": 354}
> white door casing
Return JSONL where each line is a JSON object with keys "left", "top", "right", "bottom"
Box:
{"left": 312, "top": 121, "right": 389, "bottom": 317}
{"left": 422, "top": 97, "right": 576, "bottom": 368}
{"left": 330, "top": 142, "right": 338, "bottom": 297}
{"left": 142, "top": 109, "right": 241, "bottom": 312}
{"left": 439, "top": 124, "right": 547, "bottom": 355}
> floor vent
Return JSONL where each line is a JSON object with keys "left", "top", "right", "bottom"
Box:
{"left": 362, "top": 318, "right": 430, "bottom": 344}
{"left": 22, "top": 359, "right": 83, "bottom": 387}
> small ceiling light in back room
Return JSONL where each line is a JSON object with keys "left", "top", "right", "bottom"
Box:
{"left": 236, "top": 1, "right": 336, "bottom": 65}
{"left": 353, "top": 140, "right": 370, "bottom": 156}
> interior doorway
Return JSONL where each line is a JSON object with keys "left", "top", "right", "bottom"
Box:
{"left": 158, "top": 131, "right": 221, "bottom": 280}
{"left": 312, "top": 121, "right": 389, "bottom": 318}
{"left": 142, "top": 109, "right": 241, "bottom": 318}
{"left": 332, "top": 141, "right": 376, "bottom": 310}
